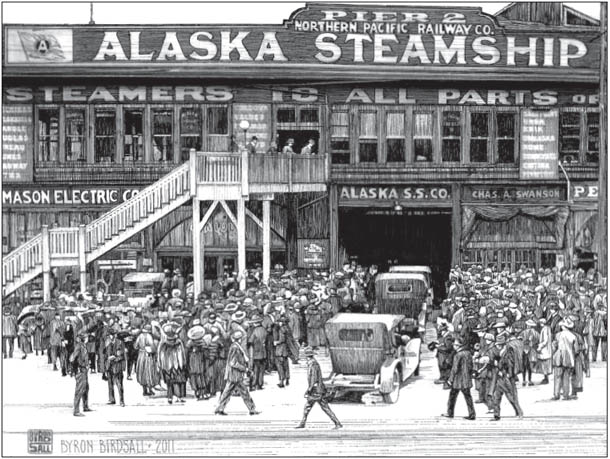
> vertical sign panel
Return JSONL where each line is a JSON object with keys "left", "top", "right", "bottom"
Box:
{"left": 232, "top": 104, "right": 271, "bottom": 152}
{"left": 3, "top": 104, "right": 33, "bottom": 182}
{"left": 520, "top": 109, "right": 559, "bottom": 180}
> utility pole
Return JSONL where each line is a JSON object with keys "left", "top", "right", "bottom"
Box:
{"left": 598, "top": 2, "right": 608, "bottom": 277}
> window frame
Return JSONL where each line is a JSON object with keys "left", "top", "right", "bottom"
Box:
{"left": 494, "top": 107, "right": 520, "bottom": 165}
{"left": 64, "top": 105, "right": 87, "bottom": 163}
{"left": 122, "top": 105, "right": 145, "bottom": 163}
{"left": 559, "top": 107, "right": 582, "bottom": 164}
{"left": 35, "top": 104, "right": 61, "bottom": 164}
{"left": 178, "top": 104, "right": 203, "bottom": 162}
{"left": 412, "top": 107, "right": 436, "bottom": 164}
{"left": 439, "top": 107, "right": 464, "bottom": 164}
{"left": 356, "top": 108, "right": 379, "bottom": 164}
{"left": 92, "top": 105, "right": 119, "bottom": 164}
{"left": 150, "top": 104, "right": 175, "bottom": 163}
{"left": 384, "top": 109, "right": 407, "bottom": 164}
{"left": 330, "top": 104, "right": 351, "bottom": 165}
{"left": 466, "top": 108, "right": 491, "bottom": 164}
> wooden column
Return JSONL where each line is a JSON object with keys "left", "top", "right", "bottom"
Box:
{"left": 329, "top": 185, "right": 339, "bottom": 271}
{"left": 285, "top": 194, "right": 298, "bottom": 270}
{"left": 598, "top": 2, "right": 608, "bottom": 276}
{"left": 237, "top": 198, "right": 247, "bottom": 290}
{"left": 451, "top": 183, "right": 462, "bottom": 268}
{"left": 192, "top": 198, "right": 202, "bottom": 297}
{"left": 78, "top": 224, "right": 87, "bottom": 293}
{"left": 262, "top": 199, "right": 271, "bottom": 285}
{"left": 41, "top": 225, "right": 51, "bottom": 302}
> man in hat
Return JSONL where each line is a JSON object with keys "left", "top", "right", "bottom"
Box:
{"left": 69, "top": 331, "right": 93, "bottom": 416}
{"left": 442, "top": 337, "right": 476, "bottom": 420}
{"left": 295, "top": 347, "right": 342, "bottom": 429}
{"left": 49, "top": 311, "right": 65, "bottom": 370}
{"left": 186, "top": 324, "right": 207, "bottom": 400}
{"left": 490, "top": 334, "right": 524, "bottom": 421}
{"left": 536, "top": 318, "right": 553, "bottom": 384}
{"left": 551, "top": 318, "right": 577, "bottom": 400}
{"left": 159, "top": 321, "right": 188, "bottom": 404}
{"left": 591, "top": 304, "right": 607, "bottom": 362}
{"left": 246, "top": 314, "right": 267, "bottom": 391}
{"left": 172, "top": 269, "right": 186, "bottom": 298}
{"left": 215, "top": 331, "right": 260, "bottom": 416}
{"left": 273, "top": 315, "right": 293, "bottom": 388}
{"left": 104, "top": 328, "right": 126, "bottom": 407}
{"left": 2, "top": 306, "right": 17, "bottom": 358}
{"left": 433, "top": 323, "right": 455, "bottom": 389}
{"left": 519, "top": 319, "right": 539, "bottom": 386}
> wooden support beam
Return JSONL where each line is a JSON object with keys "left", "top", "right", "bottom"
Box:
{"left": 193, "top": 198, "right": 203, "bottom": 297}
{"left": 246, "top": 208, "right": 263, "bottom": 229}
{"left": 78, "top": 225, "right": 87, "bottom": 293}
{"left": 41, "top": 225, "right": 51, "bottom": 302}
{"left": 263, "top": 200, "right": 271, "bottom": 285}
{"left": 220, "top": 200, "right": 238, "bottom": 227}
{"left": 329, "top": 185, "right": 339, "bottom": 271}
{"left": 199, "top": 200, "right": 219, "bottom": 231}
{"left": 451, "top": 183, "right": 462, "bottom": 267}
{"left": 237, "top": 199, "right": 247, "bottom": 291}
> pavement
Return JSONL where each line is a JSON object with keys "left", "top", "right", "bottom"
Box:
{"left": 1, "top": 323, "right": 607, "bottom": 456}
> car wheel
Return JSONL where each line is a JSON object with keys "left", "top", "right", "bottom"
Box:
{"left": 382, "top": 369, "right": 401, "bottom": 404}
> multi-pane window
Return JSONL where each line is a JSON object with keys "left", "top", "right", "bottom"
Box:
{"left": 65, "top": 108, "right": 85, "bottom": 162}
{"left": 300, "top": 108, "right": 319, "bottom": 123}
{"left": 152, "top": 109, "right": 173, "bottom": 162}
{"left": 207, "top": 106, "right": 228, "bottom": 135}
{"left": 386, "top": 112, "right": 405, "bottom": 162}
{"left": 559, "top": 112, "right": 581, "bottom": 163}
{"left": 277, "top": 108, "right": 296, "bottom": 123}
{"left": 123, "top": 109, "right": 143, "bottom": 162}
{"left": 358, "top": 111, "right": 377, "bottom": 162}
{"left": 330, "top": 109, "right": 350, "bottom": 164}
{"left": 37, "top": 108, "right": 59, "bottom": 162}
{"left": 413, "top": 112, "right": 433, "bottom": 162}
{"left": 586, "top": 112, "right": 599, "bottom": 163}
{"left": 497, "top": 113, "right": 516, "bottom": 164}
{"left": 441, "top": 111, "right": 461, "bottom": 162}
{"left": 470, "top": 112, "right": 489, "bottom": 163}
{"left": 94, "top": 109, "right": 116, "bottom": 163}
{"left": 180, "top": 107, "right": 202, "bottom": 160}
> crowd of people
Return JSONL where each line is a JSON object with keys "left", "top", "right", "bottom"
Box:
{"left": 431, "top": 265, "right": 607, "bottom": 421}
{"left": 1, "top": 263, "right": 378, "bottom": 417}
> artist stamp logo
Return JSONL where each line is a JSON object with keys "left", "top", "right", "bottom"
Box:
{"left": 27, "top": 430, "right": 53, "bottom": 454}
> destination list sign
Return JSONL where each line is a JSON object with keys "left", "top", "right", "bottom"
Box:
{"left": 519, "top": 109, "right": 559, "bottom": 180}
{"left": 2, "top": 105, "right": 33, "bottom": 182}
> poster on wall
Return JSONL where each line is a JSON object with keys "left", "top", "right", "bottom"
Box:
{"left": 519, "top": 109, "right": 559, "bottom": 180}
{"left": 2, "top": 104, "right": 33, "bottom": 182}
{"left": 298, "top": 238, "right": 329, "bottom": 269}
{"left": 232, "top": 104, "right": 271, "bottom": 151}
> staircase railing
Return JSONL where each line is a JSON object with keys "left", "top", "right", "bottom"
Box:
{"left": 3, "top": 235, "right": 42, "bottom": 286}
{"left": 85, "top": 163, "right": 190, "bottom": 253}
{"left": 49, "top": 228, "right": 79, "bottom": 259}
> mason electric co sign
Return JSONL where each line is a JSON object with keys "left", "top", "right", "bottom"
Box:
{"left": 5, "top": 5, "right": 599, "bottom": 70}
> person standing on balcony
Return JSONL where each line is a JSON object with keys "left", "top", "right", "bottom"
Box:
{"left": 246, "top": 136, "right": 258, "bottom": 154}
{"left": 282, "top": 138, "right": 295, "bottom": 154}
{"left": 300, "top": 138, "right": 316, "bottom": 155}
{"left": 266, "top": 141, "right": 278, "bottom": 154}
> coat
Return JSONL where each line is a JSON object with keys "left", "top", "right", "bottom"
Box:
{"left": 247, "top": 324, "right": 267, "bottom": 360}
{"left": 519, "top": 328, "right": 540, "bottom": 363}
{"left": 273, "top": 323, "right": 290, "bottom": 357}
{"left": 224, "top": 341, "right": 249, "bottom": 383}
{"left": 537, "top": 325, "right": 553, "bottom": 360}
{"left": 104, "top": 338, "right": 126, "bottom": 374}
{"left": 592, "top": 310, "right": 607, "bottom": 337}
{"left": 448, "top": 347, "right": 473, "bottom": 390}
{"left": 2, "top": 314, "right": 17, "bottom": 337}
{"left": 306, "top": 357, "right": 326, "bottom": 396}
{"left": 553, "top": 329, "right": 577, "bottom": 368}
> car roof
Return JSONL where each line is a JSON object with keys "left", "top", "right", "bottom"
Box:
{"left": 326, "top": 313, "right": 405, "bottom": 330}
{"left": 389, "top": 265, "right": 432, "bottom": 274}
{"left": 376, "top": 273, "right": 428, "bottom": 282}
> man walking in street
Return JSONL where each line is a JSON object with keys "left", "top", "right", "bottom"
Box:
{"left": 442, "top": 337, "right": 476, "bottom": 420}
{"left": 2, "top": 306, "right": 17, "bottom": 358}
{"left": 295, "top": 347, "right": 342, "bottom": 429}
{"left": 104, "top": 329, "right": 126, "bottom": 407}
{"left": 70, "top": 331, "right": 92, "bottom": 417}
{"left": 49, "top": 312, "right": 64, "bottom": 371}
{"left": 247, "top": 314, "right": 267, "bottom": 391}
{"left": 215, "top": 331, "right": 260, "bottom": 416}
{"left": 552, "top": 318, "right": 577, "bottom": 401}
{"left": 490, "top": 334, "right": 524, "bottom": 421}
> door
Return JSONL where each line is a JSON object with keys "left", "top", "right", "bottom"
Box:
{"left": 220, "top": 256, "right": 236, "bottom": 276}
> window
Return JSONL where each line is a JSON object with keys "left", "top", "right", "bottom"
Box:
{"left": 207, "top": 106, "right": 228, "bottom": 135}
{"left": 470, "top": 112, "right": 488, "bottom": 163}
{"left": 330, "top": 109, "right": 350, "bottom": 164}
{"left": 497, "top": 113, "right": 516, "bottom": 164}
{"left": 152, "top": 109, "right": 173, "bottom": 162}
{"left": 37, "top": 108, "right": 59, "bottom": 162}
{"left": 338, "top": 329, "right": 374, "bottom": 342}
{"left": 277, "top": 108, "right": 296, "bottom": 123}
{"left": 358, "top": 112, "right": 377, "bottom": 162}
{"left": 180, "top": 107, "right": 201, "bottom": 161}
{"left": 560, "top": 112, "right": 581, "bottom": 163}
{"left": 300, "top": 108, "right": 319, "bottom": 123}
{"left": 65, "top": 108, "right": 85, "bottom": 162}
{"left": 123, "top": 109, "right": 143, "bottom": 162}
{"left": 386, "top": 112, "right": 405, "bottom": 162}
{"left": 94, "top": 109, "right": 116, "bottom": 163}
{"left": 413, "top": 112, "right": 433, "bottom": 162}
{"left": 586, "top": 112, "right": 599, "bottom": 163}
{"left": 442, "top": 111, "right": 461, "bottom": 162}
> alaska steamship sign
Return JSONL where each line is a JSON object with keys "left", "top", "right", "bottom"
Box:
{"left": 5, "top": 4, "right": 600, "bottom": 74}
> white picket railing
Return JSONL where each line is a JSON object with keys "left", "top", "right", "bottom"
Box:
{"left": 2, "top": 235, "right": 42, "bottom": 285}
{"left": 49, "top": 228, "right": 79, "bottom": 258}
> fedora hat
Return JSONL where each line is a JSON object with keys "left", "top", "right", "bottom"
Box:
{"left": 495, "top": 334, "right": 507, "bottom": 345}
{"left": 231, "top": 311, "right": 247, "bottom": 322}
{"left": 224, "top": 303, "right": 238, "bottom": 314}
{"left": 187, "top": 325, "right": 205, "bottom": 341}
{"left": 561, "top": 318, "right": 575, "bottom": 329}
{"left": 171, "top": 289, "right": 182, "bottom": 298}
{"left": 525, "top": 319, "right": 537, "bottom": 327}
{"left": 303, "top": 346, "right": 316, "bottom": 357}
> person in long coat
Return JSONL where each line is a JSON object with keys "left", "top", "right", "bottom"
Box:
{"left": 158, "top": 322, "right": 187, "bottom": 404}
{"left": 536, "top": 318, "right": 552, "bottom": 384}
{"left": 246, "top": 315, "right": 267, "bottom": 391}
{"left": 186, "top": 325, "right": 207, "bottom": 400}
{"left": 33, "top": 315, "right": 45, "bottom": 356}
{"left": 570, "top": 316, "right": 587, "bottom": 398}
{"left": 18, "top": 322, "right": 33, "bottom": 359}
{"left": 206, "top": 326, "right": 225, "bottom": 397}
{"left": 490, "top": 335, "right": 524, "bottom": 421}
{"left": 286, "top": 305, "right": 303, "bottom": 346}
{"left": 273, "top": 316, "right": 292, "bottom": 388}
{"left": 3, "top": 307, "right": 18, "bottom": 358}
{"left": 518, "top": 319, "right": 539, "bottom": 386}
{"left": 134, "top": 325, "right": 160, "bottom": 396}
{"left": 591, "top": 305, "right": 607, "bottom": 362}
{"left": 442, "top": 337, "right": 475, "bottom": 420}
{"left": 552, "top": 318, "right": 577, "bottom": 400}
{"left": 305, "top": 303, "right": 323, "bottom": 349}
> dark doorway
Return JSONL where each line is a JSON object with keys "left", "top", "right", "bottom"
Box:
{"left": 339, "top": 208, "right": 452, "bottom": 300}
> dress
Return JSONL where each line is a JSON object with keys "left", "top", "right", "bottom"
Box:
{"left": 134, "top": 332, "right": 160, "bottom": 387}
{"left": 158, "top": 338, "right": 187, "bottom": 399}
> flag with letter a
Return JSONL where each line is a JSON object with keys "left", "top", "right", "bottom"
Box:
{"left": 17, "top": 31, "right": 66, "bottom": 61}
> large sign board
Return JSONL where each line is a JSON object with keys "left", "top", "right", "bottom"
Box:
{"left": 339, "top": 185, "right": 452, "bottom": 204}
{"left": 4, "top": 5, "right": 600, "bottom": 75}
{"left": 464, "top": 185, "right": 566, "bottom": 202}
{"left": 2, "top": 187, "right": 140, "bottom": 207}
{"left": 519, "top": 109, "right": 559, "bottom": 180}
{"left": 2, "top": 105, "right": 34, "bottom": 182}
{"left": 298, "top": 239, "right": 330, "bottom": 269}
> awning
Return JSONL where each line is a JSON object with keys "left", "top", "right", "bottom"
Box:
{"left": 123, "top": 272, "right": 165, "bottom": 283}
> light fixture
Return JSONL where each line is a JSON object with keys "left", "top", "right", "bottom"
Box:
{"left": 239, "top": 120, "right": 250, "bottom": 147}
{"left": 393, "top": 201, "right": 403, "bottom": 212}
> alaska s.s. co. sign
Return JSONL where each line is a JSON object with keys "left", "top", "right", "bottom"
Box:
{"left": 3, "top": 4, "right": 600, "bottom": 77}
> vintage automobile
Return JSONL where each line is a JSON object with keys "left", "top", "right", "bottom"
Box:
{"left": 374, "top": 272, "right": 428, "bottom": 339}
{"left": 388, "top": 265, "right": 434, "bottom": 306}
{"left": 122, "top": 272, "right": 165, "bottom": 307}
{"left": 324, "top": 313, "right": 421, "bottom": 403}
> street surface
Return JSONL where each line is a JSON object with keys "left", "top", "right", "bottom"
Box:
{"left": 2, "top": 324, "right": 607, "bottom": 456}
